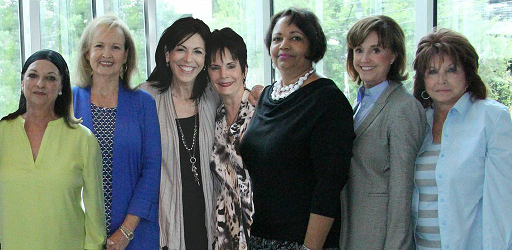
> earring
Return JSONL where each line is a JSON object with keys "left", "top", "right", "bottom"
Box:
{"left": 166, "top": 61, "right": 170, "bottom": 67}
{"left": 58, "top": 91, "right": 62, "bottom": 96}
{"left": 120, "top": 64, "right": 127, "bottom": 80}
{"left": 421, "top": 90, "right": 430, "bottom": 100}
{"left": 271, "top": 61, "right": 276, "bottom": 69}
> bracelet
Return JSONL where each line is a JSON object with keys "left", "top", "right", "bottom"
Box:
{"left": 300, "top": 244, "right": 311, "bottom": 250}
{"left": 119, "top": 224, "right": 134, "bottom": 240}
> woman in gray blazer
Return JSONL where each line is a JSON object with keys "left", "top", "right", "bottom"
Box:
{"left": 340, "top": 15, "right": 426, "bottom": 250}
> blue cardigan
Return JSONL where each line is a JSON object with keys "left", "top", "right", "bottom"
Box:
{"left": 73, "top": 85, "right": 161, "bottom": 249}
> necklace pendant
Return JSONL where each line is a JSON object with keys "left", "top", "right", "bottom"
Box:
{"left": 191, "top": 163, "right": 200, "bottom": 186}
{"left": 190, "top": 159, "right": 200, "bottom": 186}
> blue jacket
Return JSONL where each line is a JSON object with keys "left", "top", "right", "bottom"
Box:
{"left": 73, "top": 84, "right": 161, "bottom": 249}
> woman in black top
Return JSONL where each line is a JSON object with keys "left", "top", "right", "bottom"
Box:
{"left": 240, "top": 7, "right": 354, "bottom": 250}
{"left": 139, "top": 17, "right": 214, "bottom": 249}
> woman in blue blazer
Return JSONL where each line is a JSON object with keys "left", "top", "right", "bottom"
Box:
{"left": 73, "top": 14, "right": 161, "bottom": 250}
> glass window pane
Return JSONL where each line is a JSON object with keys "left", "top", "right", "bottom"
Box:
{"left": 155, "top": 0, "right": 264, "bottom": 89}
{"left": 0, "top": 0, "right": 22, "bottom": 118}
{"left": 438, "top": 0, "right": 512, "bottom": 109}
{"left": 273, "top": 1, "right": 417, "bottom": 104}
{"left": 110, "top": 0, "right": 147, "bottom": 87}
{"left": 40, "top": 0, "right": 93, "bottom": 82}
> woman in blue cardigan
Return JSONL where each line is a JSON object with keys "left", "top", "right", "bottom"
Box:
{"left": 73, "top": 14, "right": 162, "bottom": 250}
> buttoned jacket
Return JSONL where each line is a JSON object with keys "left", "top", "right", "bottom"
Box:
{"left": 341, "top": 81, "right": 426, "bottom": 250}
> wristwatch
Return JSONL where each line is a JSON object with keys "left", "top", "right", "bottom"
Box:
{"left": 120, "top": 224, "right": 134, "bottom": 240}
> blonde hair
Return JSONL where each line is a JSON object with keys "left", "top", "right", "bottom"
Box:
{"left": 74, "top": 14, "right": 137, "bottom": 89}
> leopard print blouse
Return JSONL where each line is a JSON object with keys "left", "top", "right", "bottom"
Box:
{"left": 210, "top": 89, "right": 255, "bottom": 250}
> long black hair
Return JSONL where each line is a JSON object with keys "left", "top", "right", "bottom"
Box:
{"left": 1, "top": 49, "right": 79, "bottom": 127}
{"left": 147, "top": 17, "right": 211, "bottom": 100}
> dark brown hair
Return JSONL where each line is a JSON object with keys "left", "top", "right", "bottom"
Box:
{"left": 346, "top": 15, "right": 408, "bottom": 85}
{"left": 147, "top": 17, "right": 211, "bottom": 100}
{"left": 207, "top": 27, "right": 248, "bottom": 77}
{"left": 2, "top": 49, "right": 80, "bottom": 127}
{"left": 265, "top": 7, "right": 326, "bottom": 63}
{"left": 413, "top": 28, "right": 487, "bottom": 108}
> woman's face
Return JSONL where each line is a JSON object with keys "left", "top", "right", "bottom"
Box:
{"left": 22, "top": 60, "right": 62, "bottom": 110}
{"left": 166, "top": 33, "right": 206, "bottom": 86}
{"left": 424, "top": 54, "right": 468, "bottom": 109}
{"left": 269, "top": 16, "right": 311, "bottom": 75}
{"left": 208, "top": 48, "right": 246, "bottom": 100}
{"left": 87, "top": 26, "right": 128, "bottom": 79}
{"left": 352, "top": 31, "right": 396, "bottom": 88}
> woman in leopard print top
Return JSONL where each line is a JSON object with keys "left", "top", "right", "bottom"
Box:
{"left": 207, "top": 27, "right": 255, "bottom": 250}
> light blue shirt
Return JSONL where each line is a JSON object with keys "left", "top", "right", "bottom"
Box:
{"left": 353, "top": 81, "right": 389, "bottom": 130}
{"left": 412, "top": 93, "right": 512, "bottom": 250}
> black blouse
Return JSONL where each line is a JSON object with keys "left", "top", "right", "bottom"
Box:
{"left": 239, "top": 78, "right": 355, "bottom": 247}
{"left": 176, "top": 115, "right": 208, "bottom": 249}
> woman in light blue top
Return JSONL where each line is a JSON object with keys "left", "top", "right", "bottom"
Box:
{"left": 412, "top": 28, "right": 512, "bottom": 249}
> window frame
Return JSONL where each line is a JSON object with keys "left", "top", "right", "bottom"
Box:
{"left": 18, "top": 0, "right": 434, "bottom": 86}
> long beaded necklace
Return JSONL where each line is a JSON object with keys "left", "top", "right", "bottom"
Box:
{"left": 271, "top": 68, "right": 315, "bottom": 101}
{"left": 171, "top": 93, "right": 201, "bottom": 186}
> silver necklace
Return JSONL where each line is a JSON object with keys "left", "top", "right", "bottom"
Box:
{"left": 171, "top": 93, "right": 200, "bottom": 186}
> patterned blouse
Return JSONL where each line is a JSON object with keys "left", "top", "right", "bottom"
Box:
{"left": 91, "top": 103, "right": 117, "bottom": 235}
{"left": 210, "top": 89, "right": 255, "bottom": 250}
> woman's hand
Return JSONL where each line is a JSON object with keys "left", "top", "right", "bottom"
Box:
{"left": 249, "top": 85, "right": 264, "bottom": 106}
{"left": 106, "top": 214, "right": 140, "bottom": 250}
{"left": 106, "top": 229, "right": 130, "bottom": 250}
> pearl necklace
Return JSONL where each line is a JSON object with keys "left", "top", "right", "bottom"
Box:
{"left": 271, "top": 68, "right": 315, "bottom": 101}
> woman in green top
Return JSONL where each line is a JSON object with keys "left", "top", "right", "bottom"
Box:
{"left": 0, "top": 49, "right": 106, "bottom": 249}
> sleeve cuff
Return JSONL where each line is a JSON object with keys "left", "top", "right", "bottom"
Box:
{"left": 127, "top": 198, "right": 159, "bottom": 222}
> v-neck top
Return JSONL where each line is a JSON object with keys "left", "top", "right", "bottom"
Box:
{"left": 0, "top": 116, "right": 106, "bottom": 249}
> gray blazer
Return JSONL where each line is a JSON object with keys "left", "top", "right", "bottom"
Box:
{"left": 340, "top": 81, "right": 426, "bottom": 250}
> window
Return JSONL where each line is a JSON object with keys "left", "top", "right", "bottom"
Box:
{"left": 155, "top": 0, "right": 265, "bottom": 88}
{"left": 438, "top": 0, "right": 512, "bottom": 109}
{"left": 0, "top": 0, "right": 22, "bottom": 117}
{"left": 40, "top": 0, "right": 93, "bottom": 77}
{"left": 0, "top": 1, "right": 510, "bottom": 117}
{"left": 273, "top": 0, "right": 417, "bottom": 104}
{"left": 109, "top": 0, "right": 147, "bottom": 86}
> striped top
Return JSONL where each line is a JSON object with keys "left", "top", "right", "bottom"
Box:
{"left": 414, "top": 143, "right": 442, "bottom": 249}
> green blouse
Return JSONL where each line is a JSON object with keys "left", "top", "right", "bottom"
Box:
{"left": 0, "top": 116, "right": 106, "bottom": 249}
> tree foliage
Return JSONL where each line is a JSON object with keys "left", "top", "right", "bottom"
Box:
{"left": 0, "top": 0, "right": 21, "bottom": 118}
{"left": 1, "top": 0, "right": 511, "bottom": 118}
